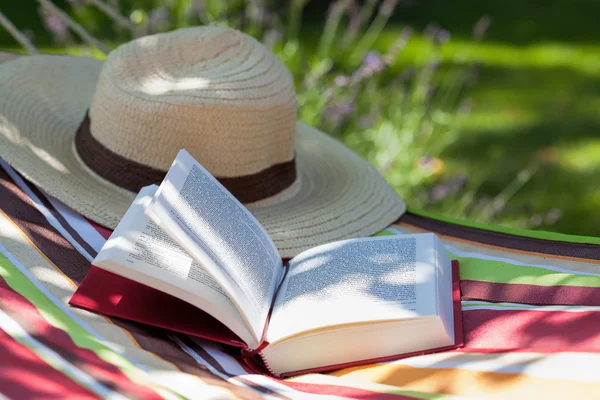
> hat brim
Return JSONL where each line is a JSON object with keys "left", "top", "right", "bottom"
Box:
{"left": 0, "top": 54, "right": 405, "bottom": 257}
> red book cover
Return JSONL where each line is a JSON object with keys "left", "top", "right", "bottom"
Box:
{"left": 70, "top": 260, "right": 463, "bottom": 376}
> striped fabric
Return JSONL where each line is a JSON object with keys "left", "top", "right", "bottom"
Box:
{"left": 0, "top": 159, "right": 599, "bottom": 399}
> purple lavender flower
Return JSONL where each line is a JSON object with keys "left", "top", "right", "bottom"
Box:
{"left": 261, "top": 10, "right": 279, "bottom": 28}
{"left": 335, "top": 75, "right": 349, "bottom": 87}
{"left": 350, "top": 51, "right": 386, "bottom": 83}
{"left": 467, "top": 62, "right": 483, "bottom": 87}
{"left": 324, "top": 101, "right": 355, "bottom": 128}
{"left": 417, "top": 156, "right": 433, "bottom": 168}
{"left": 192, "top": 0, "right": 205, "bottom": 14}
{"left": 473, "top": 15, "right": 491, "bottom": 41}
{"left": 425, "top": 86, "right": 438, "bottom": 105}
{"left": 434, "top": 29, "right": 450, "bottom": 45}
{"left": 380, "top": 0, "right": 399, "bottom": 17}
{"left": 325, "top": 0, "right": 346, "bottom": 24}
{"left": 459, "top": 98, "right": 473, "bottom": 115}
{"left": 453, "top": 173, "right": 469, "bottom": 190}
{"left": 384, "top": 26, "right": 412, "bottom": 64}
{"left": 491, "top": 198, "right": 506, "bottom": 213}
{"left": 148, "top": 7, "right": 170, "bottom": 25}
{"left": 423, "top": 23, "right": 439, "bottom": 40}
{"left": 432, "top": 183, "right": 451, "bottom": 201}
{"left": 344, "top": 0, "right": 361, "bottom": 40}
{"left": 262, "top": 29, "right": 283, "bottom": 48}
{"left": 401, "top": 67, "right": 416, "bottom": 81}
{"left": 339, "top": 101, "right": 355, "bottom": 117}
{"left": 254, "top": 6, "right": 265, "bottom": 23}
{"left": 22, "top": 29, "right": 35, "bottom": 42}
{"left": 40, "top": 8, "right": 70, "bottom": 43}
{"left": 529, "top": 214, "right": 543, "bottom": 227}
{"left": 359, "top": 115, "right": 377, "bottom": 129}
{"left": 363, "top": 51, "right": 385, "bottom": 72}
{"left": 427, "top": 59, "right": 441, "bottom": 71}
{"left": 65, "top": 0, "right": 85, "bottom": 10}
{"left": 545, "top": 208, "right": 562, "bottom": 224}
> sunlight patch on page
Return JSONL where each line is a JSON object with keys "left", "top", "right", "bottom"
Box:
{"left": 267, "top": 235, "right": 440, "bottom": 343}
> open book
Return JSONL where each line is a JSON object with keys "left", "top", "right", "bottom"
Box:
{"left": 70, "top": 150, "right": 462, "bottom": 377}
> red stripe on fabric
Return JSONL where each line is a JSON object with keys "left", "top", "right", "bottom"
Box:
{"left": 0, "top": 169, "right": 90, "bottom": 283}
{"left": 0, "top": 170, "right": 267, "bottom": 399}
{"left": 17, "top": 176, "right": 99, "bottom": 258}
{"left": 460, "top": 280, "right": 600, "bottom": 306}
{"left": 86, "top": 218, "right": 112, "bottom": 240}
{"left": 400, "top": 213, "right": 600, "bottom": 260}
{"left": 275, "top": 379, "right": 419, "bottom": 399}
{"left": 463, "top": 309, "right": 600, "bottom": 351}
{"left": 0, "top": 276, "right": 162, "bottom": 399}
{"left": 0, "top": 327, "right": 98, "bottom": 399}
{"left": 458, "top": 347, "right": 600, "bottom": 354}
{"left": 109, "top": 320, "right": 267, "bottom": 400}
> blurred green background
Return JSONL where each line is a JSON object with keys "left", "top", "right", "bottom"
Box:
{"left": 1, "top": 0, "right": 599, "bottom": 237}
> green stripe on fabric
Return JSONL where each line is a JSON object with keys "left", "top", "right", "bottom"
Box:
{"left": 380, "top": 389, "right": 449, "bottom": 399}
{"left": 461, "top": 302, "right": 600, "bottom": 311}
{"left": 0, "top": 253, "right": 173, "bottom": 399}
{"left": 462, "top": 301, "right": 539, "bottom": 309}
{"left": 374, "top": 229, "right": 397, "bottom": 237}
{"left": 407, "top": 207, "right": 600, "bottom": 246}
{"left": 0, "top": 308, "right": 124, "bottom": 399}
{"left": 294, "top": 377, "right": 450, "bottom": 399}
{"left": 360, "top": 387, "right": 449, "bottom": 399}
{"left": 453, "top": 253, "right": 600, "bottom": 287}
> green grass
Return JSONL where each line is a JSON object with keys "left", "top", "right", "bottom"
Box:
{"left": 376, "top": 0, "right": 600, "bottom": 237}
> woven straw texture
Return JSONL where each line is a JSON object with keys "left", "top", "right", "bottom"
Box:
{"left": 90, "top": 27, "right": 296, "bottom": 175}
{"left": 0, "top": 27, "right": 406, "bottom": 257}
{"left": 0, "top": 52, "right": 20, "bottom": 63}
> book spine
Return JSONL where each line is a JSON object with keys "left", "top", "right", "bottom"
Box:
{"left": 240, "top": 345, "right": 277, "bottom": 376}
{"left": 242, "top": 262, "right": 289, "bottom": 377}
{"left": 257, "top": 350, "right": 277, "bottom": 377}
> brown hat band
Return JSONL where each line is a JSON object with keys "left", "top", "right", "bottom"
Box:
{"left": 74, "top": 112, "right": 297, "bottom": 203}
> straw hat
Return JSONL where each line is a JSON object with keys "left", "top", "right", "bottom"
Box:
{"left": 0, "top": 26, "right": 405, "bottom": 257}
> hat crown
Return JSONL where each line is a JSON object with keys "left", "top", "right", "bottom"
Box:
{"left": 88, "top": 26, "right": 297, "bottom": 177}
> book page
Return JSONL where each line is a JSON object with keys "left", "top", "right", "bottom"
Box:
{"left": 94, "top": 186, "right": 257, "bottom": 347}
{"left": 146, "top": 150, "right": 283, "bottom": 344}
{"left": 267, "top": 234, "right": 442, "bottom": 343}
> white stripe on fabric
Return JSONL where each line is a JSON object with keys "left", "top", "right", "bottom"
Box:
{"left": 43, "top": 193, "right": 107, "bottom": 253}
{"left": 171, "top": 335, "right": 349, "bottom": 400}
{"left": 461, "top": 301, "right": 600, "bottom": 312}
{"left": 287, "top": 374, "right": 462, "bottom": 400}
{"left": 0, "top": 160, "right": 94, "bottom": 262}
{"left": 0, "top": 243, "right": 104, "bottom": 340}
{"left": 0, "top": 243, "right": 189, "bottom": 400}
{"left": 382, "top": 351, "right": 600, "bottom": 383}
{"left": 388, "top": 227, "right": 600, "bottom": 277}
{"left": 462, "top": 300, "right": 600, "bottom": 309}
{"left": 193, "top": 337, "right": 354, "bottom": 400}
{"left": 0, "top": 308, "right": 128, "bottom": 400}
{"left": 171, "top": 335, "right": 284, "bottom": 400}
{"left": 463, "top": 305, "right": 600, "bottom": 312}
